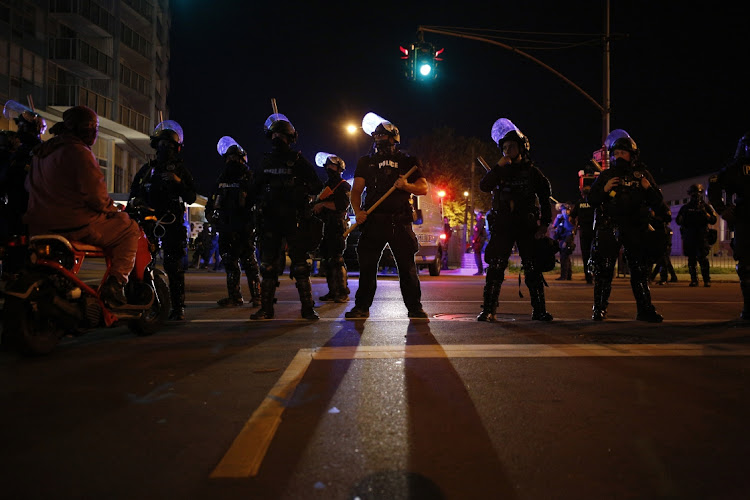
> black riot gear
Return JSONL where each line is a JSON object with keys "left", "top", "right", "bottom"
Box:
{"left": 709, "top": 133, "right": 750, "bottom": 319}
{"left": 208, "top": 141, "right": 260, "bottom": 307}
{"left": 266, "top": 119, "right": 298, "bottom": 143}
{"left": 677, "top": 182, "right": 718, "bottom": 287}
{"left": 250, "top": 115, "right": 323, "bottom": 320}
{"left": 478, "top": 118, "right": 553, "bottom": 322}
{"left": 149, "top": 129, "right": 182, "bottom": 151}
{"left": 313, "top": 152, "right": 352, "bottom": 302}
{"left": 734, "top": 131, "right": 750, "bottom": 160}
{"left": 129, "top": 120, "right": 195, "bottom": 320}
{"left": 0, "top": 101, "right": 44, "bottom": 250}
{"left": 372, "top": 122, "right": 400, "bottom": 144}
{"left": 588, "top": 130, "right": 666, "bottom": 322}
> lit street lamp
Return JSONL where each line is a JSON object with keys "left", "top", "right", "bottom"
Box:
{"left": 437, "top": 189, "right": 446, "bottom": 218}
{"left": 463, "top": 191, "right": 470, "bottom": 253}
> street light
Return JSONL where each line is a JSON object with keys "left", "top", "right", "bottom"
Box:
{"left": 345, "top": 123, "right": 358, "bottom": 135}
{"left": 463, "top": 191, "right": 470, "bottom": 253}
{"left": 437, "top": 190, "right": 446, "bottom": 218}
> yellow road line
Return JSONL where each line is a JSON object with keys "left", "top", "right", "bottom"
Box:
{"left": 209, "top": 349, "right": 314, "bottom": 478}
{"left": 210, "top": 343, "right": 750, "bottom": 478}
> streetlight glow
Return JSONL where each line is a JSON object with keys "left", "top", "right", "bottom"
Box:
{"left": 345, "top": 124, "right": 358, "bottom": 134}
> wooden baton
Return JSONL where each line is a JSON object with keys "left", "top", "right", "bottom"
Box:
{"left": 343, "top": 165, "right": 419, "bottom": 237}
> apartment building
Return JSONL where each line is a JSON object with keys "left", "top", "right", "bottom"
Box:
{"left": 0, "top": 0, "right": 170, "bottom": 193}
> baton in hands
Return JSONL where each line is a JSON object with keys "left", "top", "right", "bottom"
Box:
{"left": 343, "top": 165, "right": 418, "bottom": 237}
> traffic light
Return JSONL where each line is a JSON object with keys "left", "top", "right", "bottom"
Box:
{"left": 400, "top": 42, "right": 443, "bottom": 81}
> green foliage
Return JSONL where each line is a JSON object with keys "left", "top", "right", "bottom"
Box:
{"left": 407, "top": 127, "right": 498, "bottom": 219}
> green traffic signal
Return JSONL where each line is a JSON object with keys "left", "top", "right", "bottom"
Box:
{"left": 401, "top": 41, "right": 443, "bottom": 81}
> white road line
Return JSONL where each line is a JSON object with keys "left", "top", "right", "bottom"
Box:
{"left": 210, "top": 343, "right": 750, "bottom": 479}
{"left": 186, "top": 300, "right": 741, "bottom": 305}
{"left": 189, "top": 317, "right": 735, "bottom": 323}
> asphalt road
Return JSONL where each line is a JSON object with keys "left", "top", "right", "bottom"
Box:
{"left": 1, "top": 269, "right": 749, "bottom": 499}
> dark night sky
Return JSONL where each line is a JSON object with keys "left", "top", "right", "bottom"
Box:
{"left": 167, "top": 1, "right": 749, "bottom": 204}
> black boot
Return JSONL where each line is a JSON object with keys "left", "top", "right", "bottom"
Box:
{"left": 688, "top": 264, "right": 699, "bottom": 287}
{"left": 741, "top": 280, "right": 750, "bottom": 320}
{"left": 319, "top": 261, "right": 336, "bottom": 301}
{"left": 701, "top": 264, "right": 711, "bottom": 288}
{"left": 632, "top": 279, "right": 663, "bottom": 322}
{"left": 250, "top": 278, "right": 277, "bottom": 320}
{"left": 296, "top": 277, "right": 319, "bottom": 320}
{"left": 247, "top": 275, "right": 261, "bottom": 307}
{"left": 529, "top": 283, "right": 553, "bottom": 321}
{"left": 592, "top": 278, "right": 611, "bottom": 321}
{"left": 168, "top": 273, "right": 186, "bottom": 321}
{"left": 477, "top": 279, "right": 501, "bottom": 322}
{"left": 331, "top": 264, "right": 350, "bottom": 303}
{"left": 218, "top": 266, "right": 243, "bottom": 307}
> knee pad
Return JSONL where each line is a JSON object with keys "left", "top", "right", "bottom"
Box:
{"left": 291, "top": 261, "right": 310, "bottom": 280}
{"left": 259, "top": 262, "right": 277, "bottom": 279}
{"left": 485, "top": 259, "right": 506, "bottom": 282}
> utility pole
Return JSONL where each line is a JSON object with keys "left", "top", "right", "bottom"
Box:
{"left": 602, "top": 0, "right": 611, "bottom": 145}
{"left": 419, "top": 3, "right": 613, "bottom": 145}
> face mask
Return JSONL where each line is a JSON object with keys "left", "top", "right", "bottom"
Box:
{"left": 614, "top": 157, "right": 631, "bottom": 169}
{"left": 326, "top": 168, "right": 342, "bottom": 181}
{"left": 271, "top": 137, "right": 289, "bottom": 150}
{"left": 157, "top": 145, "right": 177, "bottom": 163}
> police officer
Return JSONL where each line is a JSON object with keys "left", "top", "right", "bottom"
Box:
{"left": 344, "top": 114, "right": 428, "bottom": 319}
{"left": 312, "top": 152, "right": 351, "bottom": 303}
{"left": 206, "top": 137, "right": 260, "bottom": 307}
{"left": 553, "top": 204, "right": 575, "bottom": 280}
{"left": 477, "top": 118, "right": 554, "bottom": 322}
{"left": 708, "top": 131, "right": 750, "bottom": 319}
{"left": 250, "top": 114, "right": 324, "bottom": 321}
{"left": 587, "top": 130, "right": 669, "bottom": 322}
{"left": 128, "top": 120, "right": 196, "bottom": 321}
{"left": 0, "top": 130, "right": 20, "bottom": 248}
{"left": 1, "top": 100, "right": 45, "bottom": 242}
{"left": 649, "top": 209, "right": 678, "bottom": 284}
{"left": 676, "top": 183, "right": 718, "bottom": 287}
{"left": 570, "top": 185, "right": 595, "bottom": 284}
{"left": 472, "top": 212, "right": 488, "bottom": 275}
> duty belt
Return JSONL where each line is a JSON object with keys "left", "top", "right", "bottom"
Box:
{"left": 367, "top": 212, "right": 413, "bottom": 225}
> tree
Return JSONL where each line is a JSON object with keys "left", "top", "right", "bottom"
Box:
{"left": 406, "top": 127, "right": 498, "bottom": 228}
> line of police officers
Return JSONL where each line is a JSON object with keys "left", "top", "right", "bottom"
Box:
{"left": 2, "top": 103, "right": 749, "bottom": 322}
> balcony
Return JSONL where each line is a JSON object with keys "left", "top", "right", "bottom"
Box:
{"left": 49, "top": 0, "right": 115, "bottom": 37}
{"left": 49, "top": 38, "right": 113, "bottom": 79}
{"left": 48, "top": 85, "right": 114, "bottom": 120}
{"left": 122, "top": 0, "right": 154, "bottom": 23}
{"left": 121, "top": 22, "right": 153, "bottom": 60}
{"left": 118, "top": 104, "right": 151, "bottom": 135}
{"left": 119, "top": 64, "right": 151, "bottom": 97}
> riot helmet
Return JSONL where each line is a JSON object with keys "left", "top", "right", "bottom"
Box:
{"left": 315, "top": 152, "right": 346, "bottom": 172}
{"left": 490, "top": 118, "right": 530, "bottom": 157}
{"left": 362, "top": 112, "right": 400, "bottom": 150}
{"left": 150, "top": 120, "right": 184, "bottom": 151}
{"left": 735, "top": 131, "right": 750, "bottom": 160}
{"left": 3, "top": 100, "right": 46, "bottom": 139}
{"left": 688, "top": 183, "right": 704, "bottom": 199}
{"left": 217, "top": 136, "right": 247, "bottom": 162}
{"left": 264, "top": 113, "right": 297, "bottom": 143}
{"left": 605, "top": 129, "right": 638, "bottom": 161}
